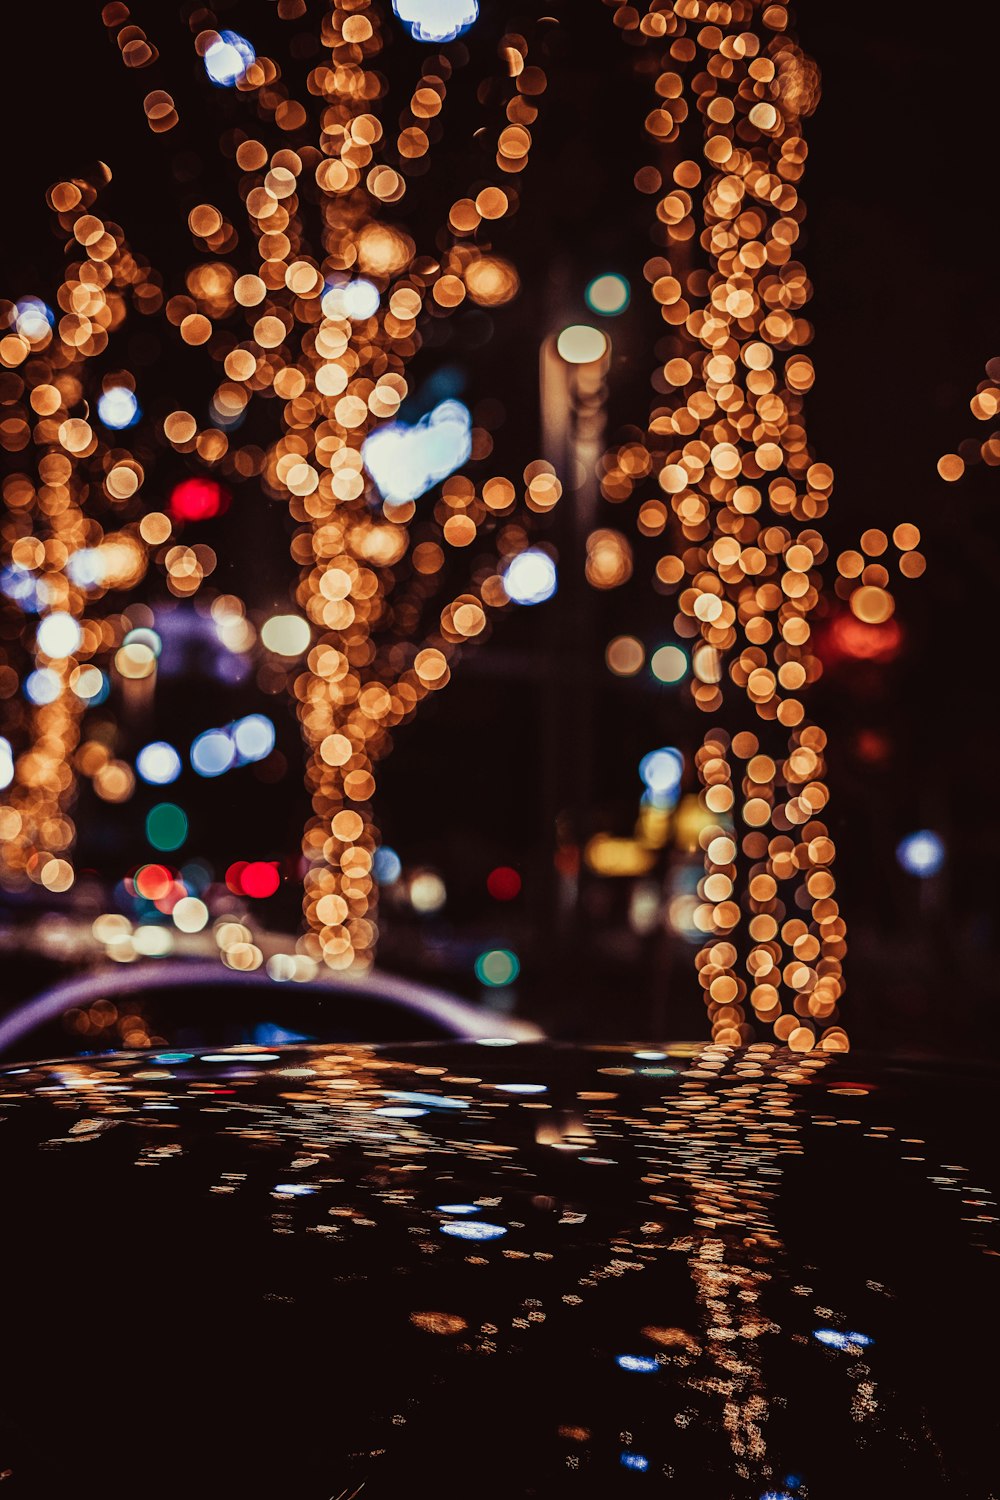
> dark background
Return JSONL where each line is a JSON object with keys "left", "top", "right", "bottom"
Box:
{"left": 2, "top": 1, "right": 999, "bottom": 1054}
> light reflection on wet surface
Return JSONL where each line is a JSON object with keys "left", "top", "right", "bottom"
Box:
{"left": 1, "top": 1040, "right": 997, "bottom": 1497}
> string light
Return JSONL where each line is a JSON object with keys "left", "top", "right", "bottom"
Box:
{"left": 596, "top": 0, "right": 929, "bottom": 1050}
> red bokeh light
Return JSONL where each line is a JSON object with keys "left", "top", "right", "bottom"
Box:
{"left": 855, "top": 729, "right": 892, "bottom": 766}
{"left": 487, "top": 865, "right": 522, "bottom": 901}
{"left": 169, "top": 476, "right": 230, "bottom": 523}
{"left": 826, "top": 613, "right": 903, "bottom": 664}
{"left": 134, "top": 863, "right": 174, "bottom": 901}
{"left": 227, "top": 860, "right": 280, "bottom": 898}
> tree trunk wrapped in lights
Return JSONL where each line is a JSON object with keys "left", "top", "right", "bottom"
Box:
{"left": 0, "top": 171, "right": 157, "bottom": 895}
{"left": 599, "top": 0, "right": 850, "bottom": 1050}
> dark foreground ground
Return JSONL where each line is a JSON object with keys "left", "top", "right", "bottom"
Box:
{"left": 1, "top": 1039, "right": 997, "bottom": 1497}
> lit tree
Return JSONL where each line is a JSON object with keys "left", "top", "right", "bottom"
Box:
{"left": 2, "top": 2, "right": 562, "bottom": 976}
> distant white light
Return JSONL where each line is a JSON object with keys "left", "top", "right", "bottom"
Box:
{"left": 136, "top": 741, "right": 182, "bottom": 786}
{"left": 436, "top": 1203, "right": 480, "bottom": 1214}
{"left": 896, "top": 829, "right": 944, "bottom": 878}
{"left": 124, "top": 626, "right": 162, "bottom": 658}
{"left": 261, "top": 614, "right": 310, "bottom": 657}
{"left": 273, "top": 1183, "right": 317, "bottom": 1197}
{"left": 503, "top": 548, "right": 557, "bottom": 606}
{"left": 97, "top": 387, "right": 140, "bottom": 429}
{"left": 496, "top": 1083, "right": 547, "bottom": 1094}
{"left": 66, "top": 549, "right": 106, "bottom": 589}
{"left": 232, "top": 714, "right": 276, "bottom": 763}
{"left": 172, "top": 897, "right": 209, "bottom": 934}
{"left": 375, "top": 1105, "right": 428, "bottom": 1118}
{"left": 556, "top": 323, "right": 608, "bottom": 364}
{"left": 0, "top": 736, "right": 13, "bottom": 791}
{"left": 639, "top": 746, "right": 683, "bottom": 800}
{"left": 440, "top": 1221, "right": 507, "bottom": 1241}
{"left": 409, "top": 870, "right": 447, "bottom": 914}
{"left": 191, "top": 727, "right": 235, "bottom": 778}
{"left": 586, "top": 273, "right": 630, "bottom": 317}
{"left": 386, "top": 1090, "right": 468, "bottom": 1110}
{"left": 25, "top": 669, "right": 61, "bottom": 705}
{"left": 204, "top": 29, "right": 255, "bottom": 86}
{"left": 1, "top": 564, "right": 49, "bottom": 613}
{"left": 813, "top": 1328, "right": 873, "bottom": 1350}
{"left": 373, "top": 846, "right": 403, "bottom": 885}
{"left": 133, "top": 925, "right": 174, "bottom": 957}
{"left": 37, "top": 612, "right": 82, "bottom": 660}
{"left": 616, "top": 1354, "right": 659, "bottom": 1374}
{"left": 323, "top": 277, "right": 380, "bottom": 321}
{"left": 13, "top": 297, "right": 53, "bottom": 341}
{"left": 362, "top": 399, "right": 472, "bottom": 506}
{"left": 392, "top": 0, "right": 479, "bottom": 43}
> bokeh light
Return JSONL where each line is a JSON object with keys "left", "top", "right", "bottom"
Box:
{"left": 136, "top": 742, "right": 182, "bottom": 786}
{"left": 639, "top": 747, "right": 684, "bottom": 802}
{"left": 36, "top": 612, "right": 81, "bottom": 660}
{"left": 487, "top": 866, "right": 521, "bottom": 901}
{"left": 240, "top": 861, "right": 281, "bottom": 898}
{"left": 261, "top": 615, "right": 310, "bottom": 657}
{"left": 362, "top": 399, "right": 472, "bottom": 506}
{"left": 0, "top": 737, "right": 13, "bottom": 792}
{"left": 134, "top": 864, "right": 173, "bottom": 901}
{"left": 585, "top": 273, "right": 630, "bottom": 316}
{"left": 503, "top": 549, "right": 557, "bottom": 606}
{"left": 556, "top": 324, "right": 608, "bottom": 365}
{"left": 146, "top": 802, "right": 188, "bottom": 852}
{"left": 813, "top": 1329, "right": 874, "bottom": 1351}
{"left": 475, "top": 948, "right": 520, "bottom": 986}
{"left": 410, "top": 871, "right": 446, "bottom": 914}
{"left": 439, "top": 1220, "right": 506, "bottom": 1241}
{"left": 896, "top": 830, "right": 945, "bottom": 878}
{"left": 25, "top": 668, "right": 61, "bottom": 705}
{"left": 606, "top": 636, "right": 645, "bottom": 677}
{"left": 323, "top": 277, "right": 380, "bottom": 320}
{"left": 616, "top": 1355, "right": 659, "bottom": 1375}
{"left": 97, "top": 387, "right": 140, "bottom": 429}
{"left": 232, "top": 714, "right": 276, "bottom": 763}
{"left": 392, "top": 1, "right": 479, "bottom": 43}
{"left": 169, "top": 477, "right": 229, "bottom": 523}
{"left": 12, "top": 297, "right": 53, "bottom": 341}
{"left": 204, "top": 30, "right": 255, "bottom": 87}
{"left": 191, "top": 728, "right": 235, "bottom": 778}
{"left": 173, "top": 896, "right": 209, "bottom": 933}
{"left": 373, "top": 846, "right": 403, "bottom": 885}
{"left": 650, "top": 645, "right": 688, "bottom": 685}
